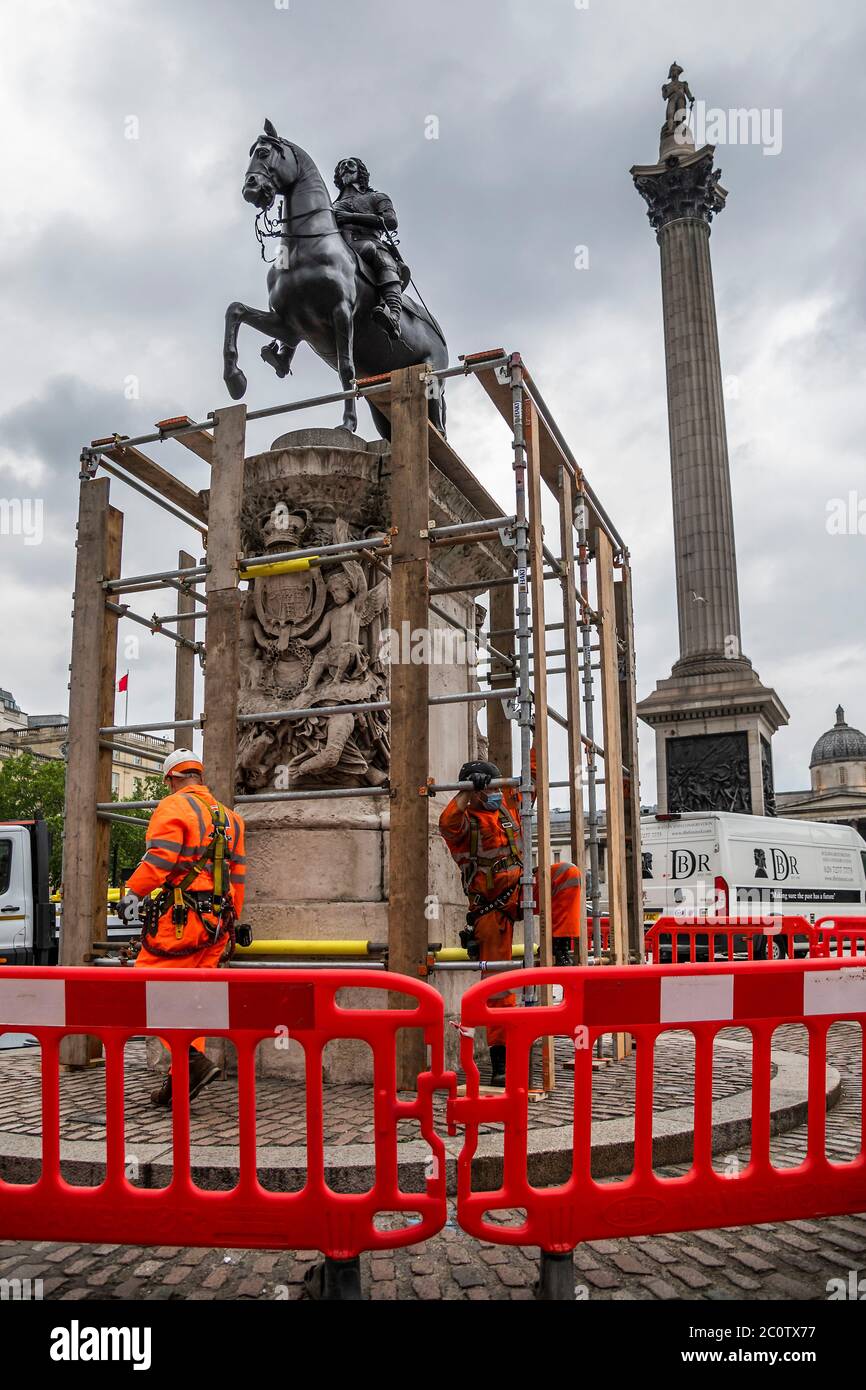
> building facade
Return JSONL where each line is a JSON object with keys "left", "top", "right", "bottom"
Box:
{"left": 776, "top": 707, "right": 866, "bottom": 840}
{"left": 0, "top": 690, "right": 170, "bottom": 801}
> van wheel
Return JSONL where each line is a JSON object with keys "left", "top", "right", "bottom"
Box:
{"left": 754, "top": 935, "right": 788, "bottom": 961}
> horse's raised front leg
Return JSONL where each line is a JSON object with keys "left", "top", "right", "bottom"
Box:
{"left": 332, "top": 303, "right": 357, "bottom": 433}
{"left": 223, "top": 302, "right": 290, "bottom": 400}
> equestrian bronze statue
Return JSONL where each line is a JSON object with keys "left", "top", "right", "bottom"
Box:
{"left": 223, "top": 120, "right": 448, "bottom": 437}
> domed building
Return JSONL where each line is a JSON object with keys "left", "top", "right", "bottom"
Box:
{"left": 776, "top": 706, "right": 866, "bottom": 838}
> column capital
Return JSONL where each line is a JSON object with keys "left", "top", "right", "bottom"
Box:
{"left": 630, "top": 145, "right": 727, "bottom": 236}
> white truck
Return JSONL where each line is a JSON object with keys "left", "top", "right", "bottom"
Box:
{"left": 642, "top": 810, "right": 866, "bottom": 957}
{"left": 0, "top": 820, "right": 58, "bottom": 965}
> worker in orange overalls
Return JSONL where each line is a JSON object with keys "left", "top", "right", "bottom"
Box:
{"left": 118, "top": 749, "right": 247, "bottom": 1108}
{"left": 439, "top": 756, "right": 582, "bottom": 1085}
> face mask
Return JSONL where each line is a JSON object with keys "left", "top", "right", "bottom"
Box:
{"left": 481, "top": 790, "right": 503, "bottom": 812}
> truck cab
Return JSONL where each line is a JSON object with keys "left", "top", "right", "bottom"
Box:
{"left": 0, "top": 820, "right": 57, "bottom": 965}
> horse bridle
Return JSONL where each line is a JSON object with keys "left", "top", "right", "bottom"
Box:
{"left": 250, "top": 136, "right": 342, "bottom": 260}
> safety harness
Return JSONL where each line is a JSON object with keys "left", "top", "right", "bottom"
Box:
{"left": 459, "top": 804, "right": 524, "bottom": 958}
{"left": 461, "top": 804, "right": 522, "bottom": 894}
{"left": 141, "top": 795, "right": 237, "bottom": 957}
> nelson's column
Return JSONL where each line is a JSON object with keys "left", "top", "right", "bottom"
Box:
{"left": 631, "top": 63, "right": 788, "bottom": 815}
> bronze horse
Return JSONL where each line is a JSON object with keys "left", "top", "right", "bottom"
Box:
{"left": 223, "top": 120, "right": 448, "bottom": 437}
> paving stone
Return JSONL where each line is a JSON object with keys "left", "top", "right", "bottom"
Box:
{"left": 763, "top": 1271, "right": 823, "bottom": 1299}
{"left": 677, "top": 1243, "right": 725, "bottom": 1269}
{"left": 668, "top": 1264, "right": 712, "bottom": 1290}
{"left": 412, "top": 1276, "right": 440, "bottom": 1299}
{"left": 495, "top": 1265, "right": 532, "bottom": 1288}
{"left": 611, "top": 1250, "right": 652, "bottom": 1275}
{"left": 642, "top": 1277, "right": 680, "bottom": 1300}
{"left": 370, "top": 1280, "right": 397, "bottom": 1300}
{"left": 723, "top": 1268, "right": 763, "bottom": 1292}
{"left": 695, "top": 1230, "right": 736, "bottom": 1251}
{"left": 452, "top": 1266, "right": 485, "bottom": 1289}
{"left": 730, "top": 1249, "right": 775, "bottom": 1273}
{"left": 583, "top": 1267, "right": 619, "bottom": 1289}
{"left": 479, "top": 1248, "right": 509, "bottom": 1265}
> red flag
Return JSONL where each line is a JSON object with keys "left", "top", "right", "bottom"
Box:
{"left": 117, "top": 673, "right": 129, "bottom": 693}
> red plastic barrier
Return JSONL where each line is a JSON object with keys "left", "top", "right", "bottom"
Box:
{"left": 645, "top": 914, "right": 822, "bottom": 963}
{"left": 0, "top": 966, "right": 452, "bottom": 1258}
{"left": 815, "top": 916, "right": 866, "bottom": 959}
{"left": 452, "top": 958, "right": 866, "bottom": 1252}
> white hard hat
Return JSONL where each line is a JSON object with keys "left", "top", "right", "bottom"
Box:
{"left": 163, "top": 748, "right": 204, "bottom": 779}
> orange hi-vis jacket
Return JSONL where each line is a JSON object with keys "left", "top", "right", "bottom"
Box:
{"left": 127, "top": 782, "right": 246, "bottom": 964}
{"left": 438, "top": 748, "right": 581, "bottom": 939}
{"left": 439, "top": 783, "right": 526, "bottom": 901}
{"left": 438, "top": 750, "right": 536, "bottom": 903}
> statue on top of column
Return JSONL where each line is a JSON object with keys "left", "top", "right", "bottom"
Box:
{"left": 662, "top": 62, "right": 695, "bottom": 139}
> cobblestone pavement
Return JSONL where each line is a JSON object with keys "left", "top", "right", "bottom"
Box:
{"left": 0, "top": 1023, "right": 862, "bottom": 1300}
{"left": 0, "top": 1030, "right": 754, "bottom": 1149}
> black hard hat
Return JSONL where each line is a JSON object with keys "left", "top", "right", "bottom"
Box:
{"left": 458, "top": 759, "right": 501, "bottom": 783}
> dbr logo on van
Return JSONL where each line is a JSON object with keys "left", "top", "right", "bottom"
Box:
{"left": 671, "top": 850, "right": 710, "bottom": 879}
{"left": 754, "top": 848, "right": 799, "bottom": 881}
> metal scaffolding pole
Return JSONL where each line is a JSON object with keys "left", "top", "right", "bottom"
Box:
{"left": 576, "top": 491, "right": 602, "bottom": 958}
{"left": 509, "top": 358, "right": 536, "bottom": 1000}
{"left": 105, "top": 601, "right": 203, "bottom": 654}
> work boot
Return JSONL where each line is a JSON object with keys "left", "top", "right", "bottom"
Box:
{"left": 489, "top": 1044, "right": 506, "bottom": 1087}
{"left": 150, "top": 1075, "right": 172, "bottom": 1108}
{"left": 188, "top": 1050, "right": 220, "bottom": 1101}
{"left": 553, "top": 937, "right": 573, "bottom": 967}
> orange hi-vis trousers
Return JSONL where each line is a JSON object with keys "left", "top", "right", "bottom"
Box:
{"left": 475, "top": 861, "right": 583, "bottom": 1047}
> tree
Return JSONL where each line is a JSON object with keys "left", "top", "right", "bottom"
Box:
{"left": 0, "top": 753, "right": 65, "bottom": 885}
{"left": 0, "top": 754, "right": 166, "bottom": 889}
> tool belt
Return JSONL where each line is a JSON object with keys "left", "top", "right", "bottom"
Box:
{"left": 465, "top": 880, "right": 521, "bottom": 928}
{"left": 459, "top": 881, "right": 522, "bottom": 960}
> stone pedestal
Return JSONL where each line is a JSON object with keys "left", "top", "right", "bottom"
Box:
{"left": 235, "top": 429, "right": 512, "bottom": 1081}
{"left": 637, "top": 665, "right": 787, "bottom": 816}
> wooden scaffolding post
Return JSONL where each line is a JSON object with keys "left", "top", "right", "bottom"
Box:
{"left": 203, "top": 405, "right": 246, "bottom": 807}
{"left": 557, "top": 467, "right": 588, "bottom": 966}
{"left": 614, "top": 562, "right": 644, "bottom": 962}
{"left": 527, "top": 403, "right": 555, "bottom": 1091}
{"left": 388, "top": 366, "right": 431, "bottom": 1091}
{"left": 174, "top": 548, "right": 197, "bottom": 750}
{"left": 486, "top": 584, "right": 515, "bottom": 776}
{"left": 594, "top": 528, "right": 628, "bottom": 966}
{"left": 61, "top": 478, "right": 123, "bottom": 1066}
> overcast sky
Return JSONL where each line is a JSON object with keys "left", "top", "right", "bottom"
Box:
{"left": 1, "top": 0, "right": 864, "bottom": 804}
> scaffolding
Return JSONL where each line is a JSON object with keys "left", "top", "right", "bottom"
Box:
{"left": 64, "top": 352, "right": 643, "bottom": 1081}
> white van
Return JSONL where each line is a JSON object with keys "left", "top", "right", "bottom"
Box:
{"left": 642, "top": 811, "right": 866, "bottom": 947}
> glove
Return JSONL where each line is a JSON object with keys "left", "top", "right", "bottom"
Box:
{"left": 117, "top": 892, "right": 143, "bottom": 926}
{"left": 459, "top": 924, "right": 481, "bottom": 961}
{"left": 469, "top": 770, "right": 492, "bottom": 792}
